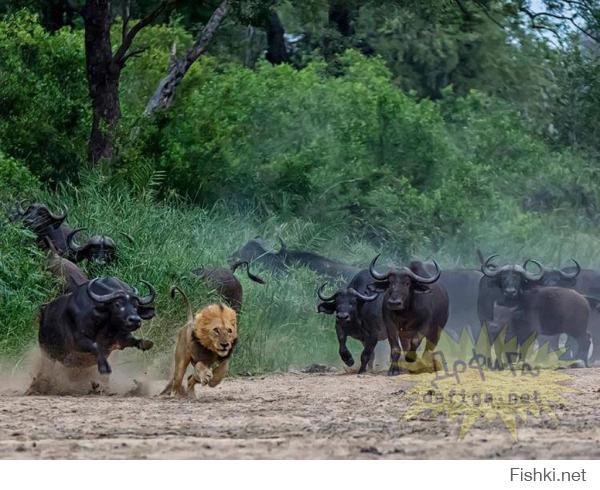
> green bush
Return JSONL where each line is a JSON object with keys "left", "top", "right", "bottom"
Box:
{"left": 0, "top": 10, "right": 89, "bottom": 182}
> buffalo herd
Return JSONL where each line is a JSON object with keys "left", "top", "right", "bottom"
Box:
{"left": 6, "top": 202, "right": 600, "bottom": 394}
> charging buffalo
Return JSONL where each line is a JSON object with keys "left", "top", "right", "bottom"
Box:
{"left": 525, "top": 258, "right": 600, "bottom": 362}
{"left": 44, "top": 238, "right": 88, "bottom": 292}
{"left": 33, "top": 277, "right": 156, "bottom": 380}
{"left": 477, "top": 254, "right": 544, "bottom": 327}
{"left": 193, "top": 261, "right": 265, "bottom": 312}
{"left": 488, "top": 286, "right": 591, "bottom": 366}
{"left": 229, "top": 237, "right": 359, "bottom": 281}
{"left": 317, "top": 270, "right": 381, "bottom": 373}
{"left": 67, "top": 228, "right": 133, "bottom": 265}
{"left": 14, "top": 201, "right": 72, "bottom": 254}
{"left": 368, "top": 255, "right": 449, "bottom": 376}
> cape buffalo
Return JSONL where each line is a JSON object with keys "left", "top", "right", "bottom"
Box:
{"left": 193, "top": 261, "right": 265, "bottom": 312}
{"left": 228, "top": 237, "right": 287, "bottom": 272}
{"left": 488, "top": 287, "right": 591, "bottom": 366}
{"left": 229, "top": 237, "right": 359, "bottom": 281}
{"left": 67, "top": 228, "right": 133, "bottom": 265}
{"left": 44, "top": 238, "right": 88, "bottom": 292}
{"left": 15, "top": 201, "right": 72, "bottom": 253}
{"left": 525, "top": 258, "right": 600, "bottom": 362}
{"left": 477, "top": 254, "right": 544, "bottom": 327}
{"left": 279, "top": 239, "right": 359, "bottom": 281}
{"left": 368, "top": 255, "right": 449, "bottom": 376}
{"left": 35, "top": 277, "right": 156, "bottom": 376}
{"left": 317, "top": 269, "right": 381, "bottom": 373}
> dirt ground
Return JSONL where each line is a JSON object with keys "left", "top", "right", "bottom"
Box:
{"left": 1, "top": 366, "right": 600, "bottom": 459}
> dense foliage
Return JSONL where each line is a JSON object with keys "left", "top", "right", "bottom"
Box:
{"left": 2, "top": 1, "right": 600, "bottom": 372}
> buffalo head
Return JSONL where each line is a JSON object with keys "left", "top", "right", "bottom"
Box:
{"left": 228, "top": 237, "right": 286, "bottom": 272}
{"left": 18, "top": 201, "right": 67, "bottom": 237}
{"left": 317, "top": 283, "right": 378, "bottom": 324}
{"left": 87, "top": 277, "right": 156, "bottom": 330}
{"left": 68, "top": 228, "right": 134, "bottom": 265}
{"left": 524, "top": 258, "right": 581, "bottom": 288}
{"left": 481, "top": 254, "right": 544, "bottom": 300}
{"left": 368, "top": 255, "right": 440, "bottom": 311}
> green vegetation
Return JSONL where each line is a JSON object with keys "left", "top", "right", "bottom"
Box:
{"left": 2, "top": 2, "right": 600, "bottom": 373}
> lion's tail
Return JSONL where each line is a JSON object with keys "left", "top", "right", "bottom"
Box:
{"left": 170, "top": 285, "right": 193, "bottom": 324}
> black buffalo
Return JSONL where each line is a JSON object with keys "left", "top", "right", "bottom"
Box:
{"left": 229, "top": 237, "right": 359, "bottom": 281}
{"left": 477, "top": 254, "right": 544, "bottom": 328}
{"left": 279, "top": 239, "right": 360, "bottom": 281}
{"left": 317, "top": 269, "right": 381, "bottom": 373}
{"left": 489, "top": 286, "right": 591, "bottom": 366}
{"left": 36, "top": 277, "right": 156, "bottom": 375}
{"left": 368, "top": 255, "right": 449, "bottom": 376}
{"left": 15, "top": 201, "right": 72, "bottom": 254}
{"left": 44, "top": 238, "right": 88, "bottom": 292}
{"left": 228, "top": 237, "right": 287, "bottom": 272}
{"left": 526, "top": 258, "right": 600, "bottom": 362}
{"left": 193, "top": 261, "right": 265, "bottom": 312}
{"left": 67, "top": 228, "right": 133, "bottom": 265}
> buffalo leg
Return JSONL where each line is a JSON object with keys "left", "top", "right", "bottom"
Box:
{"left": 358, "top": 338, "right": 378, "bottom": 374}
{"left": 336, "top": 326, "right": 354, "bottom": 367}
{"left": 576, "top": 333, "right": 592, "bottom": 367}
{"left": 73, "top": 333, "right": 111, "bottom": 374}
{"left": 386, "top": 324, "right": 402, "bottom": 376}
{"left": 117, "top": 334, "right": 154, "bottom": 351}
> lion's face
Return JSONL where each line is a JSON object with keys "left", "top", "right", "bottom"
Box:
{"left": 194, "top": 304, "right": 238, "bottom": 357}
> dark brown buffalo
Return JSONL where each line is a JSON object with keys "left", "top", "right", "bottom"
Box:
{"left": 525, "top": 259, "right": 600, "bottom": 362}
{"left": 477, "top": 254, "right": 544, "bottom": 328}
{"left": 67, "top": 228, "right": 133, "bottom": 265}
{"left": 489, "top": 287, "right": 591, "bottom": 366}
{"left": 44, "top": 238, "right": 88, "bottom": 292}
{"left": 193, "top": 261, "right": 265, "bottom": 312}
{"left": 32, "top": 277, "right": 156, "bottom": 383}
{"left": 15, "top": 201, "right": 72, "bottom": 254}
{"left": 368, "top": 255, "right": 449, "bottom": 376}
{"left": 228, "top": 237, "right": 287, "bottom": 272}
{"left": 317, "top": 269, "right": 381, "bottom": 373}
{"left": 229, "top": 237, "right": 359, "bottom": 281}
{"left": 278, "top": 239, "right": 360, "bottom": 281}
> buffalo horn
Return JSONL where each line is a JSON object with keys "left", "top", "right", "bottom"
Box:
{"left": 137, "top": 280, "right": 156, "bottom": 305}
{"left": 403, "top": 259, "right": 441, "bottom": 284}
{"left": 48, "top": 205, "right": 67, "bottom": 222}
{"left": 86, "top": 278, "right": 127, "bottom": 303}
{"left": 560, "top": 259, "right": 581, "bottom": 280}
{"left": 481, "top": 254, "right": 501, "bottom": 277}
{"left": 317, "top": 283, "right": 338, "bottom": 302}
{"left": 369, "top": 254, "right": 390, "bottom": 281}
{"left": 348, "top": 287, "right": 378, "bottom": 302}
{"left": 521, "top": 259, "right": 544, "bottom": 281}
{"left": 67, "top": 228, "right": 87, "bottom": 253}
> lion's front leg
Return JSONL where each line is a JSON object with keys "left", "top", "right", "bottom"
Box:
{"left": 193, "top": 361, "right": 213, "bottom": 386}
{"left": 208, "top": 359, "right": 230, "bottom": 387}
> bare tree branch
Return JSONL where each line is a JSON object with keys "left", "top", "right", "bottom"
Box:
{"left": 144, "top": 0, "right": 231, "bottom": 115}
{"left": 520, "top": 5, "right": 600, "bottom": 43}
{"left": 121, "top": 47, "right": 148, "bottom": 65}
{"left": 113, "top": 0, "right": 174, "bottom": 65}
{"left": 122, "top": 0, "right": 131, "bottom": 46}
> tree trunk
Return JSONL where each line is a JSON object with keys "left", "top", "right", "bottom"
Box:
{"left": 81, "top": 0, "right": 121, "bottom": 165}
{"left": 144, "top": 0, "right": 230, "bottom": 116}
{"left": 265, "top": 11, "right": 289, "bottom": 65}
